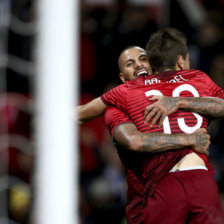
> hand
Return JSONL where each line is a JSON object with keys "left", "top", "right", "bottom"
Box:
{"left": 144, "top": 96, "right": 179, "bottom": 127}
{"left": 191, "top": 128, "right": 210, "bottom": 156}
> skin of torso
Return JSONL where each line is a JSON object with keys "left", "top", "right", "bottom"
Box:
{"left": 172, "top": 152, "right": 205, "bottom": 169}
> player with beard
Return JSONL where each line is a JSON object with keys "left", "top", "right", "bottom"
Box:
{"left": 77, "top": 45, "right": 221, "bottom": 223}
{"left": 99, "top": 28, "right": 224, "bottom": 223}
{"left": 102, "top": 46, "right": 212, "bottom": 224}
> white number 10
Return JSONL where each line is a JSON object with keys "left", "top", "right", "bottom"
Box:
{"left": 145, "top": 84, "right": 203, "bottom": 134}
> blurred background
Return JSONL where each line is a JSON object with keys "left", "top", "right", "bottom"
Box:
{"left": 0, "top": 0, "right": 224, "bottom": 223}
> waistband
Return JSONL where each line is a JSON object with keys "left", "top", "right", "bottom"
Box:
{"left": 169, "top": 165, "right": 208, "bottom": 173}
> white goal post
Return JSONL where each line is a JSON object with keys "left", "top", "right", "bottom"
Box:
{"left": 35, "top": 0, "right": 79, "bottom": 224}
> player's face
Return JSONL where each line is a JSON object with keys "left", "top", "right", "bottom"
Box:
{"left": 119, "top": 47, "right": 152, "bottom": 81}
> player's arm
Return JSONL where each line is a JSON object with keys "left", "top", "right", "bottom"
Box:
{"left": 176, "top": 97, "right": 224, "bottom": 117}
{"left": 113, "top": 123, "right": 210, "bottom": 155}
{"left": 76, "top": 97, "right": 107, "bottom": 124}
{"left": 77, "top": 84, "right": 126, "bottom": 124}
{"left": 144, "top": 96, "right": 224, "bottom": 127}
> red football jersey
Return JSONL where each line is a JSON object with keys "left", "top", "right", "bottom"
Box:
{"left": 104, "top": 106, "right": 144, "bottom": 224}
{"left": 101, "top": 69, "right": 224, "bottom": 197}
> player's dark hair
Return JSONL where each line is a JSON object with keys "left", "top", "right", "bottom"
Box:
{"left": 118, "top": 45, "right": 145, "bottom": 72}
{"left": 118, "top": 46, "right": 137, "bottom": 71}
{"left": 146, "top": 28, "right": 188, "bottom": 73}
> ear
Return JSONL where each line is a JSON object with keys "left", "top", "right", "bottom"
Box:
{"left": 176, "top": 55, "right": 184, "bottom": 70}
{"left": 119, "top": 72, "right": 126, "bottom": 83}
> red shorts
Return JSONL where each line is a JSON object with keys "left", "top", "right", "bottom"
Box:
{"left": 143, "top": 169, "right": 224, "bottom": 224}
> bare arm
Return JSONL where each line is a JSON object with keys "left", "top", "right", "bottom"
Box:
{"left": 178, "top": 97, "right": 224, "bottom": 117}
{"left": 114, "top": 123, "right": 210, "bottom": 155}
{"left": 144, "top": 96, "right": 224, "bottom": 127}
{"left": 76, "top": 97, "right": 107, "bottom": 124}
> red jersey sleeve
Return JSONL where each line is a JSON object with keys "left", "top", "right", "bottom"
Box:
{"left": 101, "top": 84, "right": 127, "bottom": 112}
{"left": 207, "top": 78, "right": 224, "bottom": 99}
{"left": 104, "top": 106, "right": 132, "bottom": 137}
{"left": 195, "top": 70, "right": 224, "bottom": 99}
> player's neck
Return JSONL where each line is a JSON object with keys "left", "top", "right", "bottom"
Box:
{"left": 154, "top": 68, "right": 174, "bottom": 74}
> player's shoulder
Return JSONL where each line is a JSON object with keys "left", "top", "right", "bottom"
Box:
{"left": 125, "top": 75, "right": 147, "bottom": 87}
{"left": 179, "top": 69, "right": 209, "bottom": 78}
{"left": 109, "top": 82, "right": 128, "bottom": 92}
{"left": 180, "top": 69, "right": 208, "bottom": 76}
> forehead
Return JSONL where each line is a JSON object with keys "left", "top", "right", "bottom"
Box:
{"left": 120, "top": 47, "right": 146, "bottom": 63}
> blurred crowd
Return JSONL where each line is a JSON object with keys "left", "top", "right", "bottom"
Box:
{"left": 1, "top": 0, "right": 224, "bottom": 223}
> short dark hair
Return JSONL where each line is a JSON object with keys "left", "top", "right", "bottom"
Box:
{"left": 146, "top": 28, "right": 188, "bottom": 73}
{"left": 118, "top": 45, "right": 146, "bottom": 72}
{"left": 118, "top": 46, "right": 137, "bottom": 71}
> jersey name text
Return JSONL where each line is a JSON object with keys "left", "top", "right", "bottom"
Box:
{"left": 145, "top": 75, "right": 188, "bottom": 85}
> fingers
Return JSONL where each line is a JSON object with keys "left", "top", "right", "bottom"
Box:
{"left": 144, "top": 99, "right": 164, "bottom": 125}
{"left": 194, "top": 131, "right": 211, "bottom": 156}
{"left": 149, "top": 95, "right": 162, "bottom": 101}
{"left": 203, "top": 134, "right": 210, "bottom": 156}
{"left": 144, "top": 96, "right": 160, "bottom": 123}
{"left": 144, "top": 107, "right": 158, "bottom": 124}
{"left": 144, "top": 104, "right": 154, "bottom": 119}
{"left": 150, "top": 111, "right": 162, "bottom": 127}
{"left": 200, "top": 128, "right": 207, "bottom": 133}
{"left": 196, "top": 128, "right": 207, "bottom": 133}
{"left": 204, "top": 140, "right": 210, "bottom": 156}
{"left": 144, "top": 103, "right": 167, "bottom": 126}
{"left": 158, "top": 113, "right": 166, "bottom": 127}
{"left": 145, "top": 95, "right": 171, "bottom": 126}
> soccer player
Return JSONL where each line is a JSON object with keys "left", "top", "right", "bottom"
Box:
{"left": 78, "top": 45, "right": 222, "bottom": 223}
{"left": 102, "top": 46, "right": 213, "bottom": 224}
{"left": 100, "top": 28, "right": 224, "bottom": 223}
